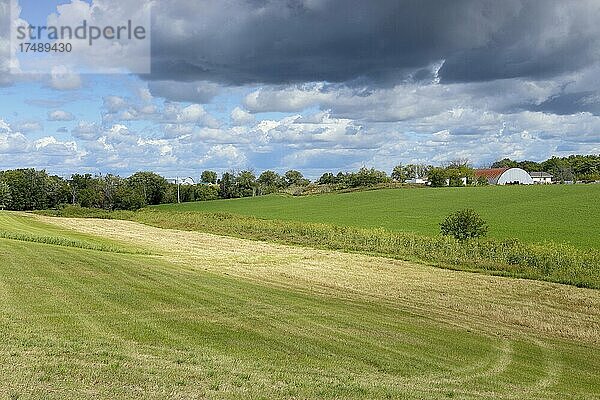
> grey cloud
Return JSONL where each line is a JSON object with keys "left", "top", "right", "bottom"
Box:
{"left": 148, "top": 0, "right": 499, "bottom": 85}
{"left": 103, "top": 96, "right": 128, "bottom": 113}
{"left": 144, "top": 0, "right": 600, "bottom": 118}
{"left": 147, "top": 81, "right": 220, "bottom": 103}
{"left": 71, "top": 121, "right": 101, "bottom": 141}
{"left": 439, "top": 1, "right": 600, "bottom": 82}
{"left": 149, "top": 0, "right": 600, "bottom": 86}
{"left": 243, "top": 78, "right": 561, "bottom": 122}
{"left": 528, "top": 92, "right": 600, "bottom": 116}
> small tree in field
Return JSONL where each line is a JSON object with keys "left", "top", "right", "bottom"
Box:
{"left": 440, "top": 209, "right": 488, "bottom": 241}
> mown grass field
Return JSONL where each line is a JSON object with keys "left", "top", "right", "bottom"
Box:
{"left": 152, "top": 184, "right": 600, "bottom": 249}
{"left": 0, "top": 212, "right": 599, "bottom": 398}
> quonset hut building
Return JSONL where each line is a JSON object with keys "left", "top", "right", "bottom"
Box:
{"left": 474, "top": 168, "right": 534, "bottom": 185}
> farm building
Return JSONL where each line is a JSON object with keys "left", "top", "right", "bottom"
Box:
{"left": 167, "top": 177, "right": 196, "bottom": 185}
{"left": 530, "top": 171, "right": 553, "bottom": 184}
{"left": 475, "top": 168, "right": 534, "bottom": 185}
{"left": 405, "top": 178, "right": 428, "bottom": 184}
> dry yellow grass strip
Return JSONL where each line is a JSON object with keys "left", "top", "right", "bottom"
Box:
{"left": 38, "top": 215, "right": 600, "bottom": 345}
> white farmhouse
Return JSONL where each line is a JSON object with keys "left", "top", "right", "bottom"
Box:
{"left": 405, "top": 178, "right": 428, "bottom": 184}
{"left": 529, "top": 171, "right": 553, "bottom": 184}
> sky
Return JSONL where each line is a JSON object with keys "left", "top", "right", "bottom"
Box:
{"left": 1, "top": 0, "right": 600, "bottom": 179}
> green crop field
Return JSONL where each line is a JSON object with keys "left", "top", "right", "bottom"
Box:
{"left": 0, "top": 212, "right": 599, "bottom": 399}
{"left": 153, "top": 184, "right": 600, "bottom": 249}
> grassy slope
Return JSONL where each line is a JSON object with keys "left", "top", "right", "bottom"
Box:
{"left": 0, "top": 212, "right": 149, "bottom": 254}
{"left": 153, "top": 185, "right": 600, "bottom": 249}
{"left": 1, "top": 213, "right": 599, "bottom": 399}
{"left": 125, "top": 210, "right": 599, "bottom": 289}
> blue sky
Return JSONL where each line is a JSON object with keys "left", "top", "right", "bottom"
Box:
{"left": 1, "top": 0, "right": 599, "bottom": 179}
{"left": 19, "top": 0, "right": 78, "bottom": 24}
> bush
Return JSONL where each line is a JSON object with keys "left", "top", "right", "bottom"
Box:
{"left": 440, "top": 209, "right": 488, "bottom": 241}
{"left": 476, "top": 176, "right": 489, "bottom": 186}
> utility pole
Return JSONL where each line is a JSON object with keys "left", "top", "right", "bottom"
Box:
{"left": 170, "top": 176, "right": 194, "bottom": 204}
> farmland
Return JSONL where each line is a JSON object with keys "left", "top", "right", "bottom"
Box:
{"left": 0, "top": 211, "right": 599, "bottom": 398}
{"left": 153, "top": 184, "right": 600, "bottom": 250}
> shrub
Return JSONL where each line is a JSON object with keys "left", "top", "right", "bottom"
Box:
{"left": 476, "top": 176, "right": 489, "bottom": 186}
{"left": 440, "top": 209, "right": 488, "bottom": 241}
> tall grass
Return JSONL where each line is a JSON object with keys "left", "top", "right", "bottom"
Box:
{"left": 40, "top": 206, "right": 600, "bottom": 289}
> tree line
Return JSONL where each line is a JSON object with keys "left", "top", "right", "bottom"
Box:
{"left": 491, "top": 154, "right": 600, "bottom": 182}
{"left": 0, "top": 154, "right": 598, "bottom": 211}
{"left": 0, "top": 169, "right": 316, "bottom": 211}
{"left": 0, "top": 170, "right": 169, "bottom": 211}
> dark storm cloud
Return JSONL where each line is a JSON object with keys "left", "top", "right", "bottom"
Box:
{"left": 149, "top": 0, "right": 600, "bottom": 85}
{"left": 528, "top": 92, "right": 600, "bottom": 116}
{"left": 439, "top": 1, "right": 600, "bottom": 83}
{"left": 148, "top": 0, "right": 506, "bottom": 84}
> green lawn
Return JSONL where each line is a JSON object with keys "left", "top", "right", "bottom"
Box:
{"left": 0, "top": 212, "right": 599, "bottom": 398}
{"left": 153, "top": 185, "right": 600, "bottom": 249}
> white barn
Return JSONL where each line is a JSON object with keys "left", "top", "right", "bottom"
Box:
{"left": 475, "top": 168, "right": 534, "bottom": 185}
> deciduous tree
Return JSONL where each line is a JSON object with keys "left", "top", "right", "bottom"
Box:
{"left": 0, "top": 182, "right": 11, "bottom": 210}
{"left": 284, "top": 170, "right": 309, "bottom": 187}
{"left": 391, "top": 165, "right": 407, "bottom": 182}
{"left": 201, "top": 170, "right": 218, "bottom": 184}
{"left": 440, "top": 209, "right": 488, "bottom": 241}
